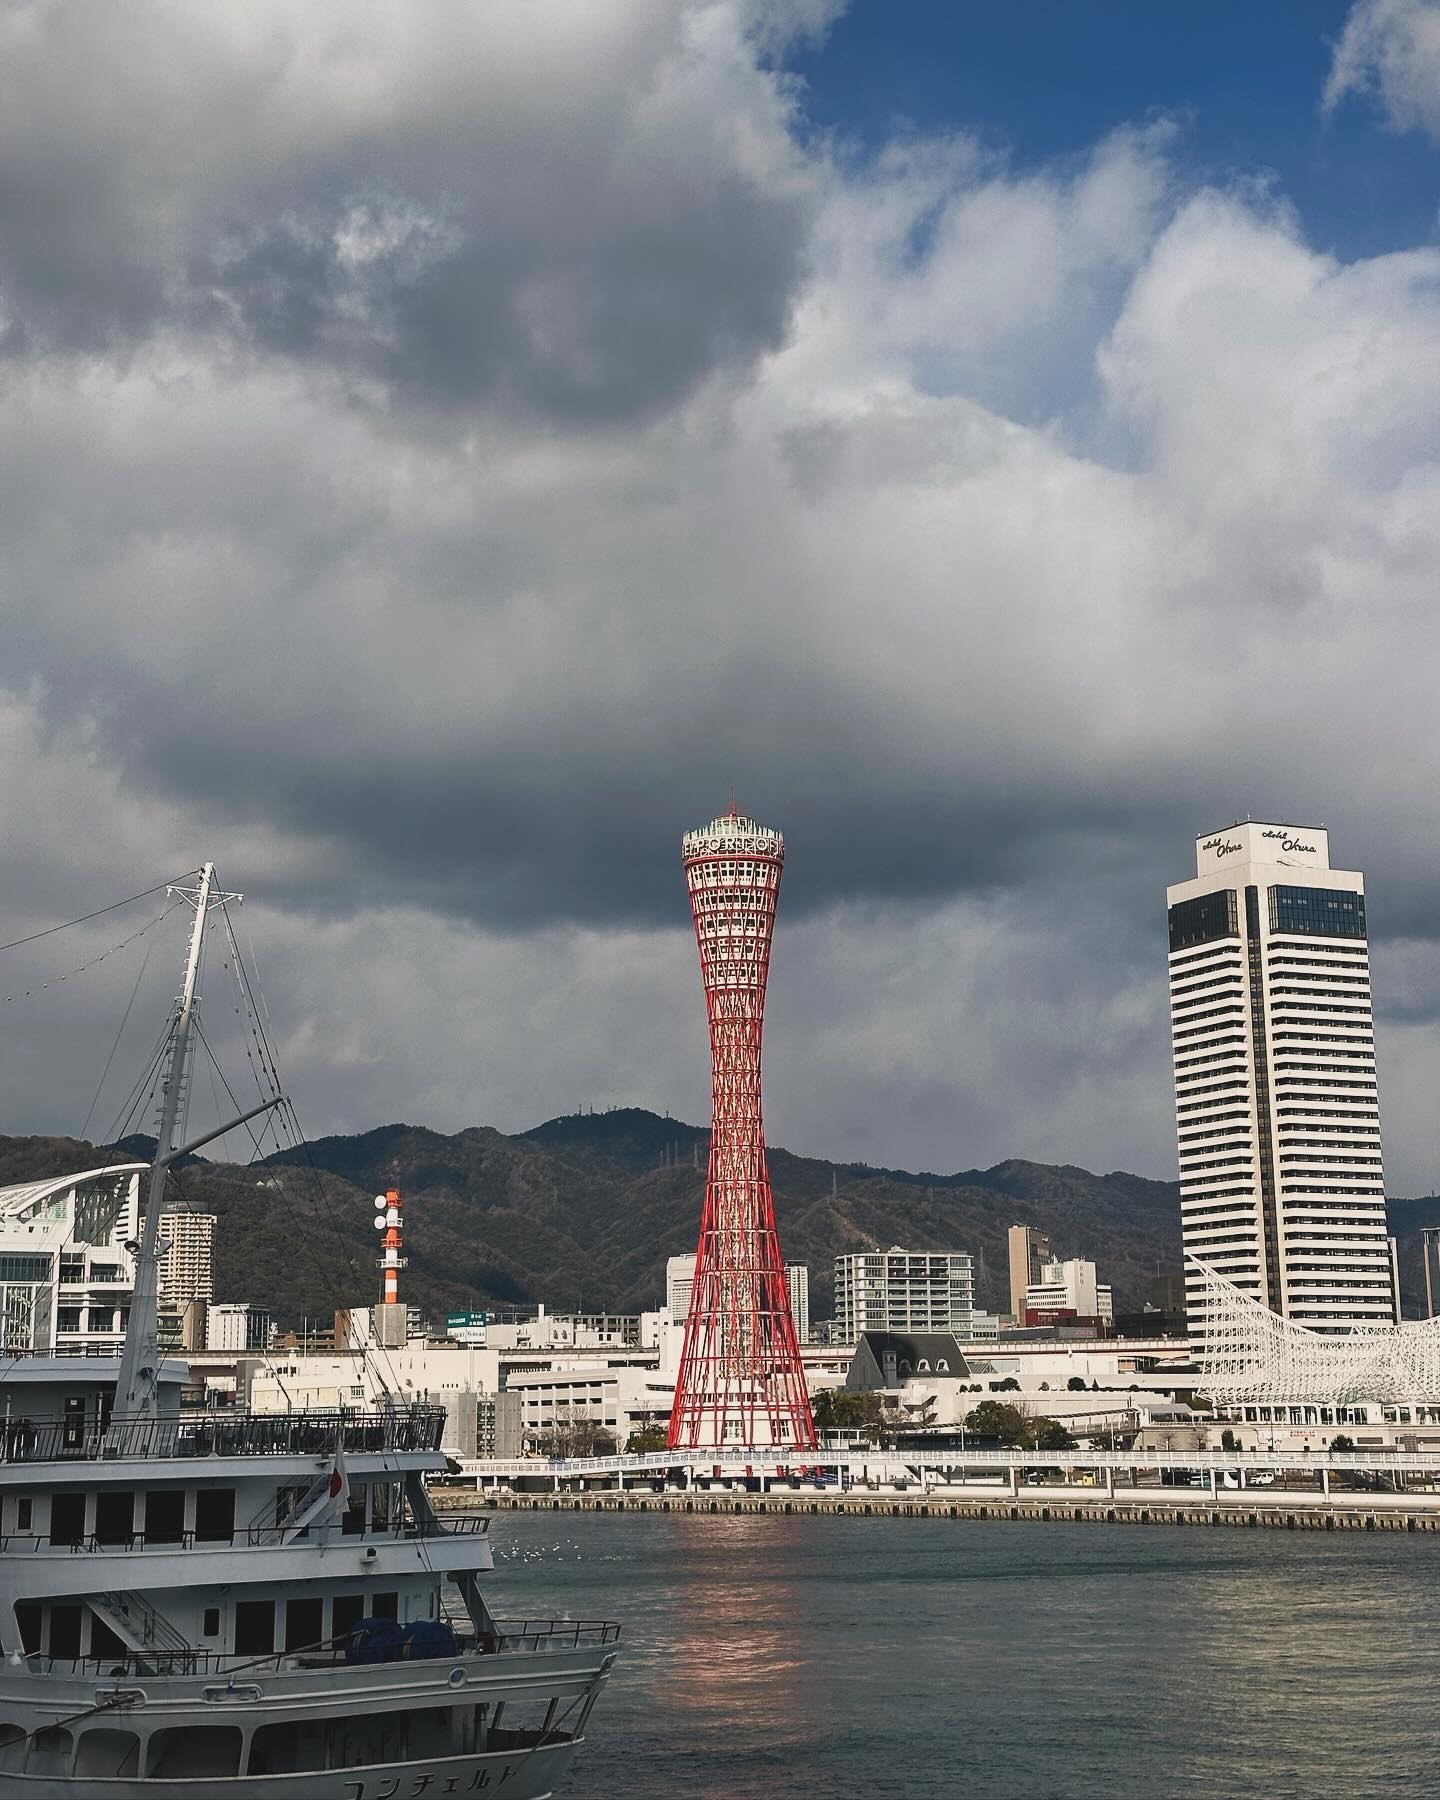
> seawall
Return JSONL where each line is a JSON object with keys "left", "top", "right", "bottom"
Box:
{"left": 475, "top": 1490, "right": 1440, "bottom": 1533}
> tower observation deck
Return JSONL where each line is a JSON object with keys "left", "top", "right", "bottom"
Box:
{"left": 668, "top": 805, "right": 816, "bottom": 1451}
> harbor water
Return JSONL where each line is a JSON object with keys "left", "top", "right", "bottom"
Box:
{"left": 483, "top": 1509, "right": 1439, "bottom": 1800}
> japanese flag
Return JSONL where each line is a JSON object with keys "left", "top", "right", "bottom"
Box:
{"left": 285, "top": 1429, "right": 351, "bottom": 1540}
{"left": 325, "top": 1433, "right": 350, "bottom": 1515}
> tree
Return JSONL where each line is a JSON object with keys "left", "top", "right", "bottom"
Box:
{"left": 1331, "top": 1433, "right": 1355, "bottom": 1453}
{"left": 626, "top": 1426, "right": 668, "bottom": 1453}
{"left": 813, "top": 1389, "right": 885, "bottom": 1436}
{"left": 1220, "top": 1428, "right": 1238, "bottom": 1452}
{"left": 1067, "top": 1377, "right": 1087, "bottom": 1392}
{"left": 1025, "top": 1417, "right": 1076, "bottom": 1452}
{"left": 964, "top": 1401, "right": 1027, "bottom": 1445}
{"left": 992, "top": 1377, "right": 1021, "bottom": 1392}
{"left": 532, "top": 1409, "right": 617, "bottom": 1459}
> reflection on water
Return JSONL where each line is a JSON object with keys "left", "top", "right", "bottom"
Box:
{"left": 482, "top": 1513, "right": 1440, "bottom": 1800}
{"left": 650, "top": 1517, "right": 822, "bottom": 1750}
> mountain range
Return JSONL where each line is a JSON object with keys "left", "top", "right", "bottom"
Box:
{"left": 1, "top": 1108, "right": 1434, "bottom": 1327}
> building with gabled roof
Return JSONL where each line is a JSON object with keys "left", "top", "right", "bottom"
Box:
{"left": 844, "top": 1331, "right": 972, "bottom": 1392}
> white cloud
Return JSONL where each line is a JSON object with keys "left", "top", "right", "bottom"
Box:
{"left": 2, "top": 4, "right": 1440, "bottom": 1193}
{"left": 1326, "top": 0, "right": 1440, "bottom": 142}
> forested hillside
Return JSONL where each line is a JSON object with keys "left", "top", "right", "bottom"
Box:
{"left": 0, "top": 1109, "right": 1188, "bottom": 1329}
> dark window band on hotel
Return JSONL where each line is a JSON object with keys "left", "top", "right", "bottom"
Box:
{"left": 1169, "top": 888, "right": 1238, "bottom": 953}
{"left": 1246, "top": 884, "right": 1283, "bottom": 1312}
{"left": 1269, "top": 885, "right": 1367, "bottom": 939}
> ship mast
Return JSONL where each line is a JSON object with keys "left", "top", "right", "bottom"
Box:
{"left": 107, "top": 862, "right": 279, "bottom": 1436}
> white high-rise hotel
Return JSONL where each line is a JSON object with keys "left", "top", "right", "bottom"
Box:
{"left": 1168, "top": 822, "right": 1397, "bottom": 1342}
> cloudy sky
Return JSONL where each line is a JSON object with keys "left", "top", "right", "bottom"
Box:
{"left": 3, "top": 0, "right": 1440, "bottom": 1189}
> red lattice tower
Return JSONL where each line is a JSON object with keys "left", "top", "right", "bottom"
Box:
{"left": 668, "top": 804, "right": 816, "bottom": 1451}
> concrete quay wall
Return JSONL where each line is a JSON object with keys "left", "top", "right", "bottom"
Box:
{"left": 477, "top": 1490, "right": 1440, "bottom": 1533}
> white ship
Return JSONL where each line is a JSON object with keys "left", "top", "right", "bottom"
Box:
{"left": 0, "top": 865, "right": 619, "bottom": 1795}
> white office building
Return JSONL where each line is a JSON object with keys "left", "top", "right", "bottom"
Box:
{"left": 668, "top": 1252, "right": 810, "bottom": 1343}
{"left": 787, "top": 1264, "right": 810, "bottom": 1344}
{"left": 666, "top": 1254, "right": 695, "bottom": 1326}
{"left": 1024, "top": 1257, "right": 1114, "bottom": 1327}
{"left": 1167, "top": 822, "right": 1396, "bottom": 1344}
{"left": 205, "top": 1302, "right": 271, "bottom": 1352}
{"left": 833, "top": 1247, "right": 974, "bottom": 1343}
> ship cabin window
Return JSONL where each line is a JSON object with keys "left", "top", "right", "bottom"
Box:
{"left": 0, "top": 1723, "right": 26, "bottom": 1772}
{"left": 49, "top": 1490, "right": 85, "bottom": 1547}
{"left": 148, "top": 1724, "right": 242, "bottom": 1779}
{"left": 91, "top": 1617, "right": 126, "bottom": 1661}
{"left": 144, "top": 1488, "right": 185, "bottom": 1545}
{"left": 75, "top": 1728, "right": 140, "bottom": 1777}
{"left": 250, "top": 1712, "right": 416, "bottom": 1775}
{"left": 95, "top": 1490, "right": 134, "bottom": 1546}
{"left": 62, "top": 1396, "right": 86, "bottom": 1451}
{"left": 332, "top": 1593, "right": 366, "bottom": 1639}
{"left": 342, "top": 1485, "right": 366, "bottom": 1535}
{"left": 275, "top": 1483, "right": 310, "bottom": 1529}
{"left": 370, "top": 1591, "right": 399, "bottom": 1622}
{"left": 24, "top": 1726, "right": 73, "bottom": 1776}
{"left": 194, "top": 1488, "right": 235, "bottom": 1543}
{"left": 49, "top": 1604, "right": 82, "bottom": 1659}
{"left": 202, "top": 1609, "right": 221, "bottom": 1638}
{"left": 14, "top": 1497, "right": 31, "bottom": 1532}
{"left": 371, "top": 1481, "right": 398, "bottom": 1531}
{"left": 285, "top": 1596, "right": 324, "bottom": 1653}
{"left": 15, "top": 1602, "right": 40, "bottom": 1654}
{"left": 233, "top": 1599, "right": 275, "bottom": 1656}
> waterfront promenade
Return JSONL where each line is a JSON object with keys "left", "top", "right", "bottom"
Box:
{"left": 441, "top": 1443, "right": 1440, "bottom": 1532}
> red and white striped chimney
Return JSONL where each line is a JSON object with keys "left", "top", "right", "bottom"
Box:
{"left": 373, "top": 1187, "right": 407, "bottom": 1306}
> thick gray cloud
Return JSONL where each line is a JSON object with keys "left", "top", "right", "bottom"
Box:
{"left": 3, "top": 0, "right": 1440, "bottom": 1197}
{"left": 0, "top": 1, "right": 813, "bottom": 418}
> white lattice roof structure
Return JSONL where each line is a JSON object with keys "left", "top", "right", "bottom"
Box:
{"left": 1192, "top": 1256, "right": 1440, "bottom": 1404}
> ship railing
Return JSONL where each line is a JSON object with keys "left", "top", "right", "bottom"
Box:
{"left": 0, "top": 1405, "right": 447, "bottom": 1465}
{"left": 43, "top": 1649, "right": 310, "bottom": 1679}
{"left": 0, "top": 1531, "right": 200, "bottom": 1554}
{"left": 410, "top": 1513, "right": 492, "bottom": 1538}
{"left": 488, "top": 1619, "right": 623, "bottom": 1652}
{"left": 246, "top": 1511, "right": 493, "bottom": 1547}
{"left": 36, "top": 1620, "right": 621, "bottom": 1679}
{"left": 0, "top": 1513, "right": 490, "bottom": 1555}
